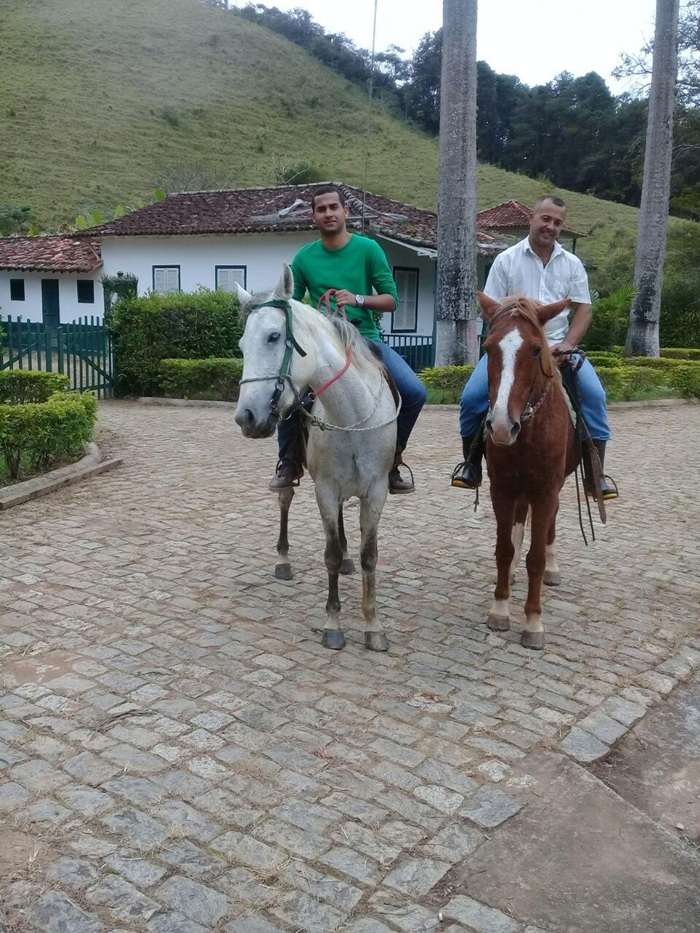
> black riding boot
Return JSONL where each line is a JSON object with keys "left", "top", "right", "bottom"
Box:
{"left": 451, "top": 433, "right": 484, "bottom": 489}
{"left": 593, "top": 440, "right": 619, "bottom": 500}
{"left": 583, "top": 440, "right": 618, "bottom": 501}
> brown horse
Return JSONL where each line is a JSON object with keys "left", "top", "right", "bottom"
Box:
{"left": 479, "top": 293, "right": 580, "bottom": 650}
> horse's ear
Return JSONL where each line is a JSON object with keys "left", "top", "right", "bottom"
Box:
{"left": 477, "top": 292, "right": 501, "bottom": 324}
{"left": 234, "top": 281, "right": 253, "bottom": 322}
{"left": 273, "top": 263, "right": 294, "bottom": 301}
{"left": 234, "top": 281, "right": 252, "bottom": 305}
{"left": 537, "top": 299, "right": 570, "bottom": 323}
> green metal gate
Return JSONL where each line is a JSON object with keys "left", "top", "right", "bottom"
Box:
{"left": 1, "top": 316, "right": 114, "bottom": 399}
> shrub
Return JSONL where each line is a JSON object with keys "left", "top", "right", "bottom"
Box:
{"left": 0, "top": 371, "right": 70, "bottom": 404}
{"left": 158, "top": 358, "right": 243, "bottom": 401}
{"left": 585, "top": 350, "right": 622, "bottom": 368}
{"left": 110, "top": 289, "right": 243, "bottom": 397}
{"left": 582, "top": 285, "right": 635, "bottom": 351}
{"left": 0, "top": 392, "right": 97, "bottom": 480}
{"left": 595, "top": 366, "right": 625, "bottom": 397}
{"left": 660, "top": 347, "right": 700, "bottom": 360}
{"left": 420, "top": 365, "right": 474, "bottom": 403}
{"left": 623, "top": 356, "right": 677, "bottom": 370}
{"left": 669, "top": 364, "right": 700, "bottom": 398}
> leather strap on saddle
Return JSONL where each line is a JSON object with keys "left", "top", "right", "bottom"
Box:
{"left": 560, "top": 360, "right": 607, "bottom": 525}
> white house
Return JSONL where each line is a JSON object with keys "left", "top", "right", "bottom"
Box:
{"left": 1, "top": 183, "right": 514, "bottom": 367}
{"left": 0, "top": 236, "right": 103, "bottom": 326}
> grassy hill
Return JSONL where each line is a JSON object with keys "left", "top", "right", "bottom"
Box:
{"left": 0, "top": 0, "right": 653, "bottom": 275}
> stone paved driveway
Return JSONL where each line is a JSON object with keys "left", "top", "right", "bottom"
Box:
{"left": 1, "top": 400, "right": 699, "bottom": 933}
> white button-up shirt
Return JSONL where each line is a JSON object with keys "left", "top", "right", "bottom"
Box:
{"left": 484, "top": 237, "right": 591, "bottom": 345}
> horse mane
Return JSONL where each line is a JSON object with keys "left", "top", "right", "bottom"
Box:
{"left": 493, "top": 296, "right": 556, "bottom": 379}
{"left": 240, "top": 291, "right": 388, "bottom": 380}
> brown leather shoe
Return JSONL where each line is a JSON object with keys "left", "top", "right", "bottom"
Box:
{"left": 389, "top": 463, "right": 415, "bottom": 494}
{"left": 269, "top": 459, "right": 303, "bottom": 491}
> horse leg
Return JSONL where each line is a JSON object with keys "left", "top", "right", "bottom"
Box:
{"left": 488, "top": 495, "right": 515, "bottom": 633}
{"left": 360, "top": 487, "right": 388, "bottom": 652}
{"left": 315, "top": 487, "right": 346, "bottom": 650}
{"left": 510, "top": 498, "right": 528, "bottom": 584}
{"left": 522, "top": 498, "right": 559, "bottom": 650}
{"left": 543, "top": 516, "right": 561, "bottom": 587}
{"left": 275, "top": 487, "right": 294, "bottom": 580}
{"left": 338, "top": 505, "right": 355, "bottom": 576}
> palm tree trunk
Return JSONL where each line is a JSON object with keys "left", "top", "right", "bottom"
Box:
{"left": 435, "top": 0, "right": 479, "bottom": 366}
{"left": 625, "top": 0, "right": 679, "bottom": 357}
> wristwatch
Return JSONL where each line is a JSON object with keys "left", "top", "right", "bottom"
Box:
{"left": 355, "top": 295, "right": 365, "bottom": 307}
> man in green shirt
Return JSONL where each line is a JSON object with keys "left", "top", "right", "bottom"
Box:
{"left": 272, "top": 185, "right": 427, "bottom": 494}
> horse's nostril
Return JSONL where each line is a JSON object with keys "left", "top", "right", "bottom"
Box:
{"left": 511, "top": 422, "right": 521, "bottom": 438}
{"left": 485, "top": 418, "right": 493, "bottom": 434}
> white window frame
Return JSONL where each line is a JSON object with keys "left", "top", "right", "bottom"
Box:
{"left": 153, "top": 265, "right": 180, "bottom": 295}
{"left": 392, "top": 267, "right": 419, "bottom": 333}
{"left": 215, "top": 265, "right": 247, "bottom": 291}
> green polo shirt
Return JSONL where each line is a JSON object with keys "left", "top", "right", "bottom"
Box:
{"left": 290, "top": 234, "right": 398, "bottom": 341}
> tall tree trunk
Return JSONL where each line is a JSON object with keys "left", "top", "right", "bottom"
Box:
{"left": 625, "top": 0, "right": 679, "bottom": 357}
{"left": 435, "top": 0, "right": 479, "bottom": 366}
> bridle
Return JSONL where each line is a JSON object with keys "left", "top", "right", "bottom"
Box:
{"left": 238, "top": 298, "right": 307, "bottom": 421}
{"left": 487, "top": 301, "right": 558, "bottom": 424}
{"left": 238, "top": 294, "right": 397, "bottom": 432}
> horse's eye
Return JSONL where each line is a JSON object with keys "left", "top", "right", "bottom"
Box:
{"left": 268, "top": 332, "right": 281, "bottom": 344}
{"left": 532, "top": 346, "right": 542, "bottom": 358}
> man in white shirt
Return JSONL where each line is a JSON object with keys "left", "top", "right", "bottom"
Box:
{"left": 451, "top": 195, "right": 617, "bottom": 500}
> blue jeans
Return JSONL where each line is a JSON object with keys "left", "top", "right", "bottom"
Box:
{"left": 459, "top": 354, "right": 611, "bottom": 441}
{"left": 278, "top": 340, "right": 427, "bottom": 458}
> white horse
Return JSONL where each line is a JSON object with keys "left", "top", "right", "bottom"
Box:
{"left": 233, "top": 264, "right": 398, "bottom": 652}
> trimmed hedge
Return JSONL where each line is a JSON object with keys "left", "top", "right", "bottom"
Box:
{"left": 595, "top": 360, "right": 700, "bottom": 400}
{"left": 420, "top": 357, "right": 700, "bottom": 405}
{"left": 0, "top": 392, "right": 97, "bottom": 480}
{"left": 420, "top": 365, "right": 474, "bottom": 399}
{"left": 0, "top": 371, "right": 70, "bottom": 404}
{"left": 110, "top": 289, "right": 243, "bottom": 397}
{"left": 660, "top": 348, "right": 700, "bottom": 360}
{"left": 158, "top": 358, "right": 243, "bottom": 401}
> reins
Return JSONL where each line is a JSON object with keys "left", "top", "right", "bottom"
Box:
{"left": 239, "top": 293, "right": 399, "bottom": 433}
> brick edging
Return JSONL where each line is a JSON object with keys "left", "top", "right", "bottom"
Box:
{"left": 0, "top": 442, "right": 123, "bottom": 510}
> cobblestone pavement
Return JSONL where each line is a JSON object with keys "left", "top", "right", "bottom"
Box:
{"left": 1, "top": 400, "right": 699, "bottom": 933}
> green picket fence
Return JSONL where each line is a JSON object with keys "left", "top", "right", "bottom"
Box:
{"left": 1, "top": 316, "right": 114, "bottom": 398}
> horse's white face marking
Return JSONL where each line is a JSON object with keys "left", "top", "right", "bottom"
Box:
{"left": 492, "top": 328, "right": 523, "bottom": 426}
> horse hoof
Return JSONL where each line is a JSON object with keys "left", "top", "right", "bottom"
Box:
{"left": 543, "top": 571, "right": 561, "bottom": 587}
{"left": 275, "top": 564, "right": 293, "bottom": 580}
{"left": 521, "top": 630, "right": 545, "bottom": 650}
{"left": 364, "top": 632, "right": 389, "bottom": 652}
{"left": 322, "top": 630, "right": 346, "bottom": 650}
{"left": 339, "top": 559, "right": 355, "bottom": 576}
{"left": 487, "top": 615, "right": 510, "bottom": 632}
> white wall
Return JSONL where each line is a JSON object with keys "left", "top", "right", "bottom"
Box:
{"left": 0, "top": 271, "right": 104, "bottom": 325}
{"left": 101, "top": 231, "right": 442, "bottom": 338}
{"left": 100, "top": 232, "right": 318, "bottom": 297}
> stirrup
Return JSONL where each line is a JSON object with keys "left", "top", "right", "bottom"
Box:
{"left": 600, "top": 474, "right": 619, "bottom": 501}
{"left": 450, "top": 461, "right": 481, "bottom": 489}
{"left": 389, "top": 460, "right": 415, "bottom": 494}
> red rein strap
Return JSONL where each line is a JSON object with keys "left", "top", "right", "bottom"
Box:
{"left": 311, "top": 289, "right": 352, "bottom": 399}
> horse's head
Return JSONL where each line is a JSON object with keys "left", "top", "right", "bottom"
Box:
{"left": 234, "top": 264, "right": 314, "bottom": 438}
{"left": 479, "top": 292, "right": 569, "bottom": 446}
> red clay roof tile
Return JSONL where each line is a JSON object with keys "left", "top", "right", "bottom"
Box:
{"left": 0, "top": 236, "right": 102, "bottom": 273}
